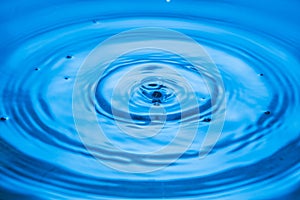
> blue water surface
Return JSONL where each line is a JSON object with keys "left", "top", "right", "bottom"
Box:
{"left": 1, "top": 0, "right": 300, "bottom": 199}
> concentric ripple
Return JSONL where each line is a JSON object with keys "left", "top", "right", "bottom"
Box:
{"left": 94, "top": 50, "right": 207, "bottom": 123}
{"left": 1, "top": 0, "right": 300, "bottom": 199}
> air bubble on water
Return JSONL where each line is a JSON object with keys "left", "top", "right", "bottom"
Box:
{"left": 203, "top": 118, "right": 211, "bottom": 122}
{"left": 65, "top": 55, "right": 73, "bottom": 59}
{"left": 64, "top": 76, "right": 70, "bottom": 80}
{"left": 258, "top": 73, "right": 264, "bottom": 76}
{"left": 166, "top": 0, "right": 171, "bottom": 2}
{"left": 264, "top": 111, "right": 271, "bottom": 115}
{"left": 34, "top": 67, "right": 40, "bottom": 71}
{"left": 0, "top": 116, "right": 9, "bottom": 121}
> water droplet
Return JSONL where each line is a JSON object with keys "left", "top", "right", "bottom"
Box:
{"left": 66, "top": 55, "right": 73, "bottom": 59}
{"left": 0, "top": 116, "right": 8, "bottom": 121}
{"left": 152, "top": 91, "right": 162, "bottom": 98}
{"left": 264, "top": 111, "right": 271, "bottom": 115}
{"left": 151, "top": 91, "right": 163, "bottom": 105}
{"left": 203, "top": 118, "right": 211, "bottom": 122}
{"left": 166, "top": 0, "right": 171, "bottom": 2}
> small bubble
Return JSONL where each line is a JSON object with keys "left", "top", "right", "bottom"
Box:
{"left": 203, "top": 118, "right": 211, "bottom": 122}
{"left": 258, "top": 73, "right": 264, "bottom": 76}
{"left": 0, "top": 116, "right": 8, "bottom": 121}
{"left": 64, "top": 76, "right": 70, "bottom": 80}
{"left": 34, "top": 67, "right": 40, "bottom": 71}
{"left": 166, "top": 0, "right": 171, "bottom": 2}
{"left": 66, "top": 55, "right": 73, "bottom": 59}
{"left": 264, "top": 111, "right": 271, "bottom": 115}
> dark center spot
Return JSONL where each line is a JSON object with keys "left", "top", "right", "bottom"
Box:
{"left": 152, "top": 91, "right": 162, "bottom": 98}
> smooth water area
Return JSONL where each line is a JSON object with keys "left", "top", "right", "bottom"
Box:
{"left": 1, "top": 0, "right": 300, "bottom": 199}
